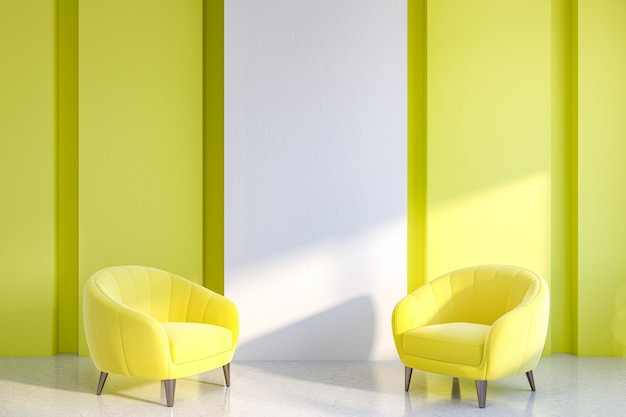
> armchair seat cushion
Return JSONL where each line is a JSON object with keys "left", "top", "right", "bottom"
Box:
{"left": 162, "top": 322, "right": 233, "bottom": 365}
{"left": 403, "top": 322, "right": 490, "bottom": 366}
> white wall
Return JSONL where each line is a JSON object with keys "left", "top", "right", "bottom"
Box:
{"left": 225, "top": 0, "right": 406, "bottom": 360}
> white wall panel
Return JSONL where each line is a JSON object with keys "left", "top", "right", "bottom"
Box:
{"left": 225, "top": 0, "right": 406, "bottom": 360}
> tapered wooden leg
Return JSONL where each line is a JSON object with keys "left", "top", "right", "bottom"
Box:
{"left": 223, "top": 363, "right": 231, "bottom": 387}
{"left": 405, "top": 367, "right": 413, "bottom": 391}
{"left": 526, "top": 370, "right": 536, "bottom": 391}
{"left": 475, "top": 380, "right": 487, "bottom": 408}
{"left": 451, "top": 377, "right": 460, "bottom": 399}
{"left": 163, "top": 379, "right": 176, "bottom": 407}
{"left": 96, "top": 372, "right": 108, "bottom": 395}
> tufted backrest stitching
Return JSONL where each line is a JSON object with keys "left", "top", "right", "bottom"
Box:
{"left": 93, "top": 266, "right": 198, "bottom": 323}
{"left": 423, "top": 265, "right": 540, "bottom": 325}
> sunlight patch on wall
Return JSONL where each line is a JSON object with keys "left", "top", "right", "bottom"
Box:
{"left": 427, "top": 173, "right": 551, "bottom": 281}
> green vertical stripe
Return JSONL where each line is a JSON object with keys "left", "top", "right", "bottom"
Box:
{"left": 570, "top": 0, "right": 579, "bottom": 355}
{"left": 549, "top": 0, "right": 573, "bottom": 354}
{"left": 57, "top": 0, "right": 79, "bottom": 353}
{"left": 203, "top": 0, "right": 225, "bottom": 294}
{"left": 407, "top": 0, "right": 427, "bottom": 293}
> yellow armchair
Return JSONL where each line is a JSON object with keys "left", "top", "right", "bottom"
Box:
{"left": 83, "top": 265, "right": 239, "bottom": 407}
{"left": 392, "top": 265, "right": 549, "bottom": 408}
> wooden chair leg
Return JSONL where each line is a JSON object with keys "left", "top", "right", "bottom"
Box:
{"left": 526, "top": 370, "right": 536, "bottom": 391}
{"left": 163, "top": 379, "right": 176, "bottom": 407}
{"left": 96, "top": 372, "right": 108, "bottom": 395}
{"left": 475, "top": 380, "right": 487, "bottom": 408}
{"left": 451, "top": 377, "right": 460, "bottom": 399}
{"left": 223, "top": 363, "right": 231, "bottom": 387}
{"left": 405, "top": 366, "right": 413, "bottom": 391}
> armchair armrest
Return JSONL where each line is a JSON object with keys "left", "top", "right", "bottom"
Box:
{"left": 483, "top": 280, "right": 549, "bottom": 379}
{"left": 392, "top": 286, "right": 441, "bottom": 353}
{"left": 483, "top": 305, "right": 533, "bottom": 379}
{"left": 392, "top": 282, "right": 445, "bottom": 334}
{"left": 185, "top": 284, "right": 239, "bottom": 348}
{"left": 84, "top": 286, "right": 171, "bottom": 379}
{"left": 117, "top": 306, "right": 172, "bottom": 378}
{"left": 202, "top": 292, "right": 239, "bottom": 348}
{"left": 393, "top": 295, "right": 426, "bottom": 337}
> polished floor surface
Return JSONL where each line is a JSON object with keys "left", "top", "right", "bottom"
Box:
{"left": 1, "top": 354, "right": 625, "bottom": 416}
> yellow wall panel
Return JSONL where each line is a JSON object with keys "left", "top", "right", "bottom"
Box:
{"left": 0, "top": 0, "right": 57, "bottom": 355}
{"left": 577, "top": 0, "right": 626, "bottom": 355}
{"left": 78, "top": 0, "right": 204, "bottom": 354}
{"left": 426, "top": 0, "right": 552, "bottom": 283}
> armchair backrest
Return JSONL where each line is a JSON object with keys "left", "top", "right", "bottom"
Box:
{"left": 414, "top": 265, "right": 542, "bottom": 326}
{"left": 89, "top": 265, "right": 216, "bottom": 323}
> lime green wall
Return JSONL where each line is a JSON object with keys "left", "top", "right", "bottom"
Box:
{"left": 426, "top": 0, "right": 552, "bottom": 279}
{"left": 77, "top": 0, "right": 204, "bottom": 354}
{"left": 408, "top": 0, "right": 626, "bottom": 355}
{"left": 3, "top": 0, "right": 625, "bottom": 357}
{"left": 0, "top": 0, "right": 223, "bottom": 356}
{"left": 0, "top": 1, "right": 58, "bottom": 355}
{"left": 577, "top": 0, "right": 626, "bottom": 355}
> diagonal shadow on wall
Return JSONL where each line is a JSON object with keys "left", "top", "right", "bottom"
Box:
{"left": 234, "top": 295, "right": 388, "bottom": 391}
